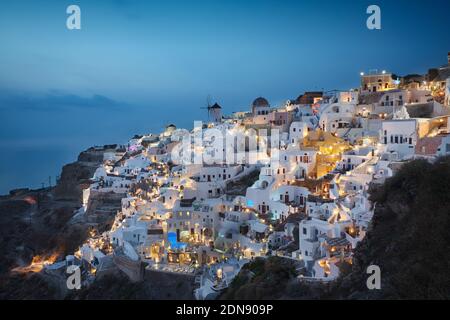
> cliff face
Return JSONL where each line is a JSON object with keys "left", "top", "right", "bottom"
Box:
{"left": 0, "top": 191, "right": 89, "bottom": 299}
{"left": 53, "top": 148, "right": 106, "bottom": 201}
{"left": 0, "top": 147, "right": 114, "bottom": 299}
{"left": 53, "top": 162, "right": 96, "bottom": 201}
{"left": 85, "top": 190, "right": 125, "bottom": 233}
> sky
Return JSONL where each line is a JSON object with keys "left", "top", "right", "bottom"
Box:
{"left": 0, "top": 0, "right": 449, "bottom": 194}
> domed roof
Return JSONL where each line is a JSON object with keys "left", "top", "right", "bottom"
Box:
{"left": 252, "top": 97, "right": 269, "bottom": 108}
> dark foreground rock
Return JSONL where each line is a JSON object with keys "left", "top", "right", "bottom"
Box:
{"left": 68, "top": 269, "right": 196, "bottom": 300}
{"left": 0, "top": 191, "right": 88, "bottom": 299}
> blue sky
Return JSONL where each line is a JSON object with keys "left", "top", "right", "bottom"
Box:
{"left": 1, "top": 0, "right": 449, "bottom": 106}
{"left": 0, "top": 0, "right": 449, "bottom": 193}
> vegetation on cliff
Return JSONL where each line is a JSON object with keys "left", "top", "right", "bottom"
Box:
{"left": 336, "top": 156, "right": 450, "bottom": 299}
{"left": 221, "top": 157, "right": 450, "bottom": 300}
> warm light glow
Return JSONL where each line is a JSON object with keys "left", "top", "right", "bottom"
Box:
{"left": 12, "top": 253, "right": 59, "bottom": 274}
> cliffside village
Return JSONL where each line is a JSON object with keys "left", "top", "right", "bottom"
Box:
{"left": 47, "top": 53, "right": 450, "bottom": 299}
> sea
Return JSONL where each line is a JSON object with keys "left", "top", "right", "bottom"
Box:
{"left": 0, "top": 102, "right": 206, "bottom": 195}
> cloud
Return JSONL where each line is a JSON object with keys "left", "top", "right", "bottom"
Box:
{"left": 0, "top": 90, "right": 129, "bottom": 111}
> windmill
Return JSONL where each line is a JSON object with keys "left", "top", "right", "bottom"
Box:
{"left": 200, "top": 95, "right": 213, "bottom": 121}
{"left": 201, "top": 94, "right": 223, "bottom": 123}
{"left": 200, "top": 94, "right": 220, "bottom": 122}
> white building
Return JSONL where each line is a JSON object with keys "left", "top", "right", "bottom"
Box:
{"left": 380, "top": 119, "right": 418, "bottom": 160}
{"left": 289, "top": 121, "right": 308, "bottom": 145}
{"left": 446, "top": 78, "right": 450, "bottom": 106}
{"left": 318, "top": 103, "right": 356, "bottom": 133}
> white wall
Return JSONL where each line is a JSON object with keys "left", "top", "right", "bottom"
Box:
{"left": 380, "top": 119, "right": 417, "bottom": 159}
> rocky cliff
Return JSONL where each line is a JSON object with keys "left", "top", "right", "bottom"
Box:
{"left": 53, "top": 148, "right": 107, "bottom": 201}
{"left": 0, "top": 146, "right": 116, "bottom": 299}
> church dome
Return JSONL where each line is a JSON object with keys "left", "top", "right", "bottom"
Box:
{"left": 252, "top": 97, "right": 269, "bottom": 108}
